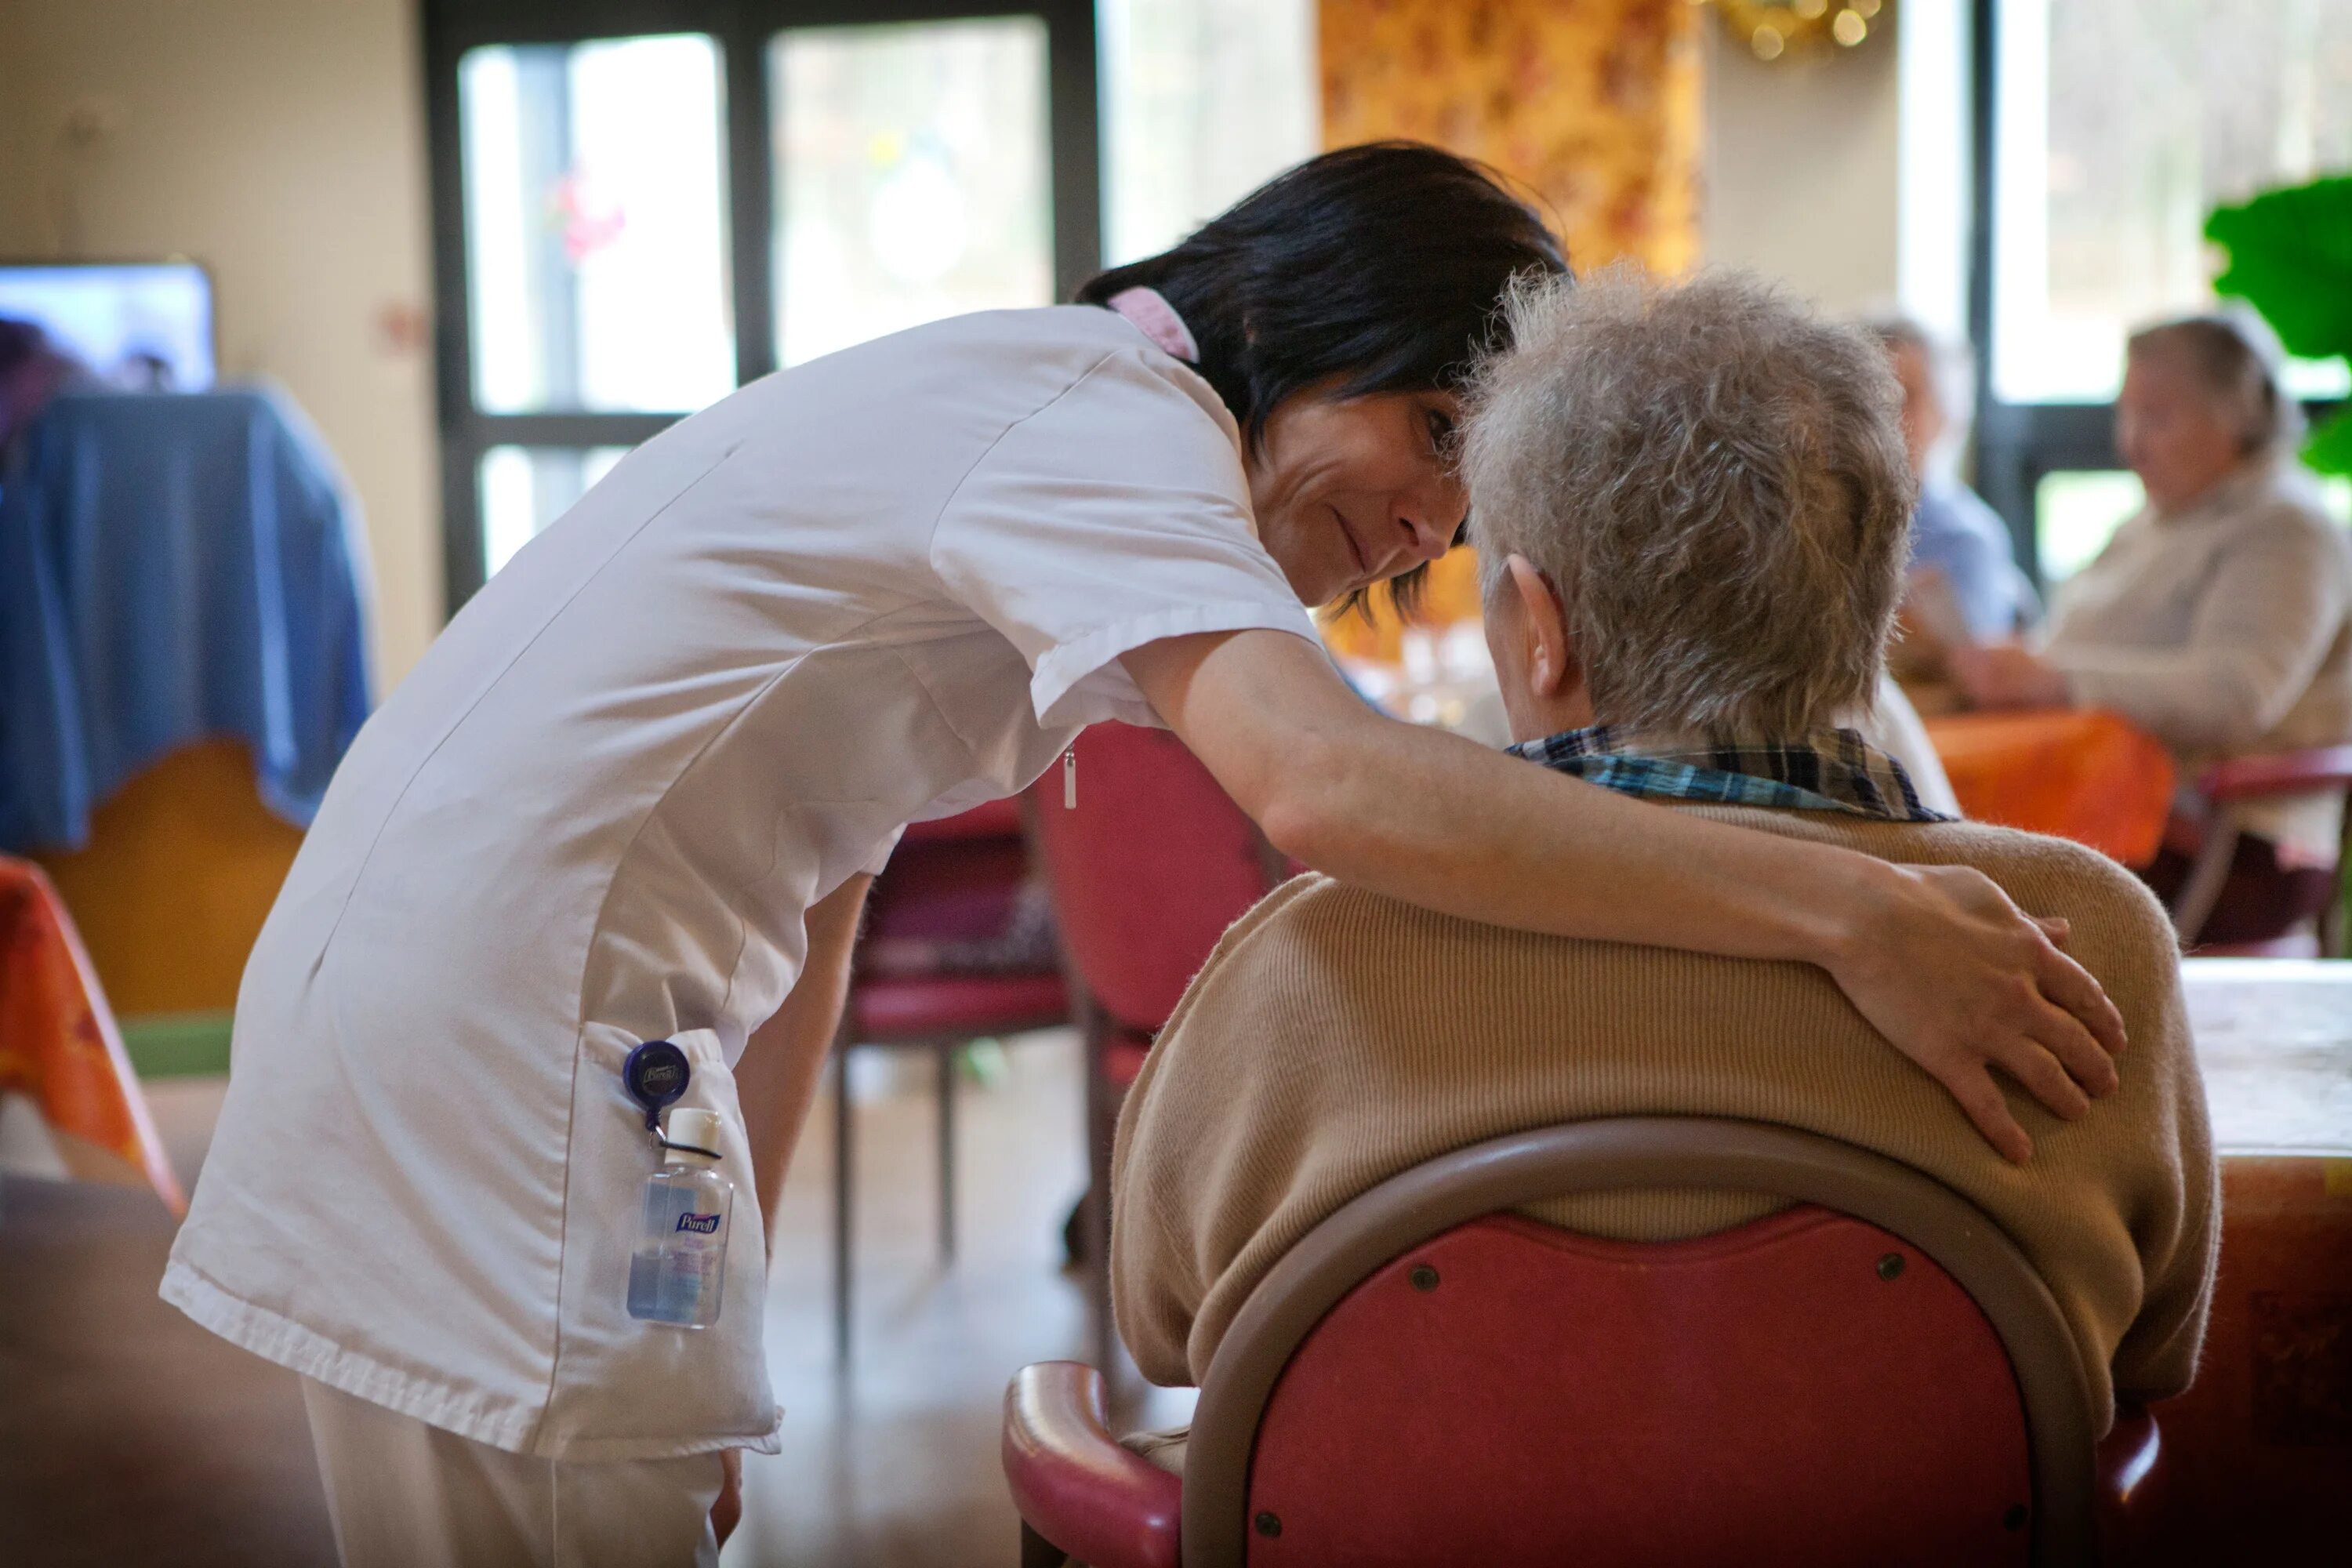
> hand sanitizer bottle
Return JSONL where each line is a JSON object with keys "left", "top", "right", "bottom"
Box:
{"left": 626, "top": 1107, "right": 732, "bottom": 1328}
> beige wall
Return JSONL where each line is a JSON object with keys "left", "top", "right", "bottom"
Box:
{"left": 0, "top": 0, "right": 441, "bottom": 688}
{"left": 1699, "top": 9, "right": 1905, "bottom": 313}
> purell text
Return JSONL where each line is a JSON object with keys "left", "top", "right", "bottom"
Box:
{"left": 675, "top": 1212, "right": 722, "bottom": 1235}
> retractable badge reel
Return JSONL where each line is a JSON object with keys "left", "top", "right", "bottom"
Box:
{"left": 622, "top": 1040, "right": 733, "bottom": 1328}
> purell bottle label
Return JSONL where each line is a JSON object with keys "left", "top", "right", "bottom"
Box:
{"left": 627, "top": 1165, "right": 731, "bottom": 1328}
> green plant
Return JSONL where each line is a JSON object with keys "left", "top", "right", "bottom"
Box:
{"left": 2205, "top": 174, "right": 2352, "bottom": 476}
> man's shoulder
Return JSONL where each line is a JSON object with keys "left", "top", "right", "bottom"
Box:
{"left": 1691, "top": 808, "right": 2184, "bottom": 993}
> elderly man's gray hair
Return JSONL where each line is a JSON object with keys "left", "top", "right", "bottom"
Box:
{"left": 1463, "top": 266, "right": 1916, "bottom": 736}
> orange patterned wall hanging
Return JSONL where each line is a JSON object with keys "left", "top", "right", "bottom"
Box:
{"left": 1318, "top": 0, "right": 1703, "bottom": 658}
{"left": 1320, "top": 0, "right": 1700, "bottom": 278}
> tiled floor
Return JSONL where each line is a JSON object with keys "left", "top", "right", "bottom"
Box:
{"left": 0, "top": 1029, "right": 1188, "bottom": 1566}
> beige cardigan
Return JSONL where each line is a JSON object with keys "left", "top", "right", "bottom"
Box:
{"left": 1110, "top": 807, "right": 2219, "bottom": 1430}
{"left": 2045, "top": 460, "right": 2352, "bottom": 866}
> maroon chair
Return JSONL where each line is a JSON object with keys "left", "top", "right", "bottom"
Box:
{"left": 1003, "top": 1119, "right": 2162, "bottom": 1567}
{"left": 1023, "top": 723, "right": 1287, "bottom": 1370}
{"left": 831, "top": 797, "right": 1068, "bottom": 1360}
{"left": 2166, "top": 744, "right": 2352, "bottom": 956}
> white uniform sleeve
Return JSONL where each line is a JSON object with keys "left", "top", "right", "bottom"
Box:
{"left": 929, "top": 350, "right": 1323, "bottom": 731}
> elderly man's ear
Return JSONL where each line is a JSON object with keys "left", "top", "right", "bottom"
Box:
{"left": 1504, "top": 554, "right": 1578, "bottom": 699}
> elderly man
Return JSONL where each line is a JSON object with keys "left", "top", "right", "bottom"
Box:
{"left": 1110, "top": 270, "right": 2216, "bottom": 1470}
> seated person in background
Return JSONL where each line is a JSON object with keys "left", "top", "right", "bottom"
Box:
{"left": 1868, "top": 314, "right": 2040, "bottom": 660}
{"left": 1112, "top": 269, "right": 2216, "bottom": 1471}
{"left": 1951, "top": 312, "right": 2352, "bottom": 944}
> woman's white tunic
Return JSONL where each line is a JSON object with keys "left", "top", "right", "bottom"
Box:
{"left": 161, "top": 306, "right": 1316, "bottom": 1459}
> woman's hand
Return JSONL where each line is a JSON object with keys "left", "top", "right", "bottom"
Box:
{"left": 711, "top": 1449, "right": 744, "bottom": 1548}
{"left": 1824, "top": 861, "right": 2126, "bottom": 1163}
{"left": 1950, "top": 641, "right": 2073, "bottom": 710}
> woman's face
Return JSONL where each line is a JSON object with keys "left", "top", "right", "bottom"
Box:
{"left": 1246, "top": 385, "right": 1468, "bottom": 608}
{"left": 2115, "top": 349, "right": 2249, "bottom": 513}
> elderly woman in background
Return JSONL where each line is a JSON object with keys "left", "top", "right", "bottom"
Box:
{"left": 1955, "top": 313, "right": 2352, "bottom": 942}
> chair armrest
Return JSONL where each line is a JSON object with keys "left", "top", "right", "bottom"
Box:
{"left": 2198, "top": 746, "right": 2352, "bottom": 803}
{"left": 1002, "top": 1362, "right": 1181, "bottom": 1568}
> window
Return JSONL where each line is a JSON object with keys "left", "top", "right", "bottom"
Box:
{"left": 1990, "top": 0, "right": 2352, "bottom": 406}
{"left": 1971, "top": 0, "right": 2352, "bottom": 575}
{"left": 478, "top": 446, "right": 630, "bottom": 576}
{"left": 770, "top": 18, "right": 1055, "bottom": 367}
{"left": 423, "top": 1, "right": 1100, "bottom": 609}
{"left": 459, "top": 36, "right": 735, "bottom": 414}
{"left": 1096, "top": 0, "right": 1317, "bottom": 265}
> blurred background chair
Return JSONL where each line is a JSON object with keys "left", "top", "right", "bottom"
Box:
{"left": 1024, "top": 724, "right": 1288, "bottom": 1373}
{"left": 2165, "top": 746, "right": 2352, "bottom": 956}
{"left": 1003, "top": 1119, "right": 2161, "bottom": 1568}
{"left": 831, "top": 797, "right": 1069, "bottom": 1361}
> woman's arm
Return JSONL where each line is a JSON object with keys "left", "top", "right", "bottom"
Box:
{"left": 1122, "top": 630, "right": 2126, "bottom": 1164}
{"left": 736, "top": 873, "right": 873, "bottom": 1250}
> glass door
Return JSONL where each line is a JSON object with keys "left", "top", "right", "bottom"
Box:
{"left": 424, "top": 1, "right": 1098, "bottom": 607}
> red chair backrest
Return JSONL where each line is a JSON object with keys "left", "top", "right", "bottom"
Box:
{"left": 1243, "top": 1207, "right": 2033, "bottom": 1567}
{"left": 1026, "top": 723, "right": 1275, "bottom": 1033}
{"left": 1181, "top": 1123, "right": 2098, "bottom": 1566}
{"left": 866, "top": 804, "right": 1033, "bottom": 947}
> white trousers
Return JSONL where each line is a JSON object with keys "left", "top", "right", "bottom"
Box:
{"left": 301, "top": 1379, "right": 724, "bottom": 1568}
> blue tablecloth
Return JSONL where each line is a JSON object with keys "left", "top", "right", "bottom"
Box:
{"left": 0, "top": 390, "right": 372, "bottom": 851}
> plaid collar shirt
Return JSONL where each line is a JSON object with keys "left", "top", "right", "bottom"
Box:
{"left": 1506, "top": 724, "right": 1952, "bottom": 823}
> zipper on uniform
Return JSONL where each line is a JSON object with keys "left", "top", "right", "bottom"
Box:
{"left": 1063, "top": 746, "right": 1076, "bottom": 809}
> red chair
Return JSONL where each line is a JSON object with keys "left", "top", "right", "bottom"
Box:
{"left": 831, "top": 797, "right": 1068, "bottom": 1360}
{"left": 1003, "top": 1119, "right": 2162, "bottom": 1567}
{"left": 1023, "top": 723, "right": 1287, "bottom": 1370}
{"left": 2166, "top": 744, "right": 2352, "bottom": 956}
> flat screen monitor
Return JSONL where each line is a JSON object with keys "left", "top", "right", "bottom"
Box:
{"left": 0, "top": 261, "right": 216, "bottom": 391}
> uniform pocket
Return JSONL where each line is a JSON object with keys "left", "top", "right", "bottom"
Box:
{"left": 535, "top": 1025, "right": 779, "bottom": 1460}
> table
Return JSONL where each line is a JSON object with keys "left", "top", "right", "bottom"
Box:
{"left": 1923, "top": 709, "right": 2177, "bottom": 866}
{"left": 2144, "top": 959, "right": 2352, "bottom": 1559}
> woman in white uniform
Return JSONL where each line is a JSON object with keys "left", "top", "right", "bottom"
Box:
{"left": 164, "top": 146, "right": 2125, "bottom": 1566}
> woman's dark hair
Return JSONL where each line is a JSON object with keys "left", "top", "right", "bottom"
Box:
{"left": 1078, "top": 141, "right": 1569, "bottom": 617}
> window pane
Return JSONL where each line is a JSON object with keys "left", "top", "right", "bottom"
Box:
{"left": 480, "top": 446, "right": 630, "bottom": 576}
{"left": 2320, "top": 476, "right": 2352, "bottom": 527}
{"left": 770, "top": 18, "right": 1052, "bottom": 368}
{"left": 460, "top": 36, "right": 735, "bottom": 413}
{"left": 1993, "top": 0, "right": 2352, "bottom": 404}
{"left": 2034, "top": 470, "right": 2145, "bottom": 586}
{"left": 1098, "top": 0, "right": 1317, "bottom": 266}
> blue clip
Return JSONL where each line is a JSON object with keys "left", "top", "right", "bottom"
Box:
{"left": 622, "top": 1040, "right": 691, "bottom": 1132}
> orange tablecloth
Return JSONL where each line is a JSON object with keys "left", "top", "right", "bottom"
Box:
{"left": 0, "top": 856, "right": 183, "bottom": 1211}
{"left": 1922, "top": 710, "right": 2176, "bottom": 866}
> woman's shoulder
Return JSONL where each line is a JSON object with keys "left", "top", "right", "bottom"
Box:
{"left": 2237, "top": 467, "right": 2350, "bottom": 543}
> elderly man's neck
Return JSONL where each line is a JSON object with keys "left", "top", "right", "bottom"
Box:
{"left": 1504, "top": 719, "right": 1950, "bottom": 826}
